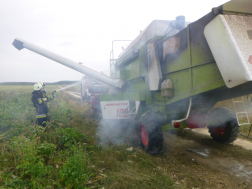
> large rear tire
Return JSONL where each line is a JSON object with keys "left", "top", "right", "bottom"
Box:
{"left": 207, "top": 107, "right": 240, "bottom": 144}
{"left": 140, "top": 114, "right": 163, "bottom": 155}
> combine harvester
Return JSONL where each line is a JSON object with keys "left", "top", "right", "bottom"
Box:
{"left": 13, "top": 0, "right": 252, "bottom": 155}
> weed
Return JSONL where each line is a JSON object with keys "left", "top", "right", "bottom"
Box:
{"left": 58, "top": 146, "right": 91, "bottom": 188}
{"left": 37, "top": 141, "right": 56, "bottom": 162}
{"left": 0, "top": 86, "right": 98, "bottom": 188}
{"left": 57, "top": 128, "right": 86, "bottom": 149}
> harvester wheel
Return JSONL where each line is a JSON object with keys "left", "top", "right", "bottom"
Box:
{"left": 207, "top": 107, "right": 240, "bottom": 144}
{"left": 140, "top": 115, "right": 163, "bottom": 155}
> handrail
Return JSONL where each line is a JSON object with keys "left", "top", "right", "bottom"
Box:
{"left": 171, "top": 98, "right": 192, "bottom": 127}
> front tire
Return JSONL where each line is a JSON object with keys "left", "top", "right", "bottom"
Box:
{"left": 140, "top": 114, "right": 163, "bottom": 155}
{"left": 207, "top": 107, "right": 240, "bottom": 144}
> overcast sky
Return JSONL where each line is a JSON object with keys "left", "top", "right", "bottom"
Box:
{"left": 0, "top": 0, "right": 229, "bottom": 83}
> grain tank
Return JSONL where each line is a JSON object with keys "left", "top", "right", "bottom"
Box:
{"left": 13, "top": 0, "right": 252, "bottom": 155}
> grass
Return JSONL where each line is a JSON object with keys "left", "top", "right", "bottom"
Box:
{"left": 0, "top": 85, "right": 177, "bottom": 189}
{"left": 0, "top": 85, "right": 252, "bottom": 188}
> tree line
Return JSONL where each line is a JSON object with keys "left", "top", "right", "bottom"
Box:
{"left": 0, "top": 81, "right": 79, "bottom": 85}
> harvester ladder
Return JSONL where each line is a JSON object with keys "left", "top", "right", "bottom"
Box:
{"left": 232, "top": 97, "right": 252, "bottom": 140}
{"left": 232, "top": 97, "right": 250, "bottom": 126}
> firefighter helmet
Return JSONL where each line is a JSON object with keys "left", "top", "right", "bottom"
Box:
{"left": 39, "top": 82, "right": 46, "bottom": 87}
{"left": 33, "top": 83, "right": 43, "bottom": 91}
{"left": 39, "top": 82, "right": 46, "bottom": 91}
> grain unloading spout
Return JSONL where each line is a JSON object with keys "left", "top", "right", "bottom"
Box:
{"left": 12, "top": 38, "right": 126, "bottom": 89}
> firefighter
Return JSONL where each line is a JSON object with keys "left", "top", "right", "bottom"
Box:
{"left": 31, "top": 82, "right": 55, "bottom": 127}
{"left": 39, "top": 82, "right": 51, "bottom": 121}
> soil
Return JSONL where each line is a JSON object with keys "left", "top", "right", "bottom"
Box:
{"left": 192, "top": 128, "right": 252, "bottom": 151}
{"left": 162, "top": 129, "right": 252, "bottom": 188}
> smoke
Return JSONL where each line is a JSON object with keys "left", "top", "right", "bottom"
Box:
{"left": 96, "top": 119, "right": 140, "bottom": 148}
{"left": 95, "top": 95, "right": 243, "bottom": 151}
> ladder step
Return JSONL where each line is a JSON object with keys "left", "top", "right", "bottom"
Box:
{"left": 239, "top": 133, "right": 252, "bottom": 140}
{"left": 239, "top": 122, "right": 250, "bottom": 126}
{"left": 233, "top": 101, "right": 245, "bottom": 103}
{"left": 236, "top": 112, "right": 248, "bottom": 114}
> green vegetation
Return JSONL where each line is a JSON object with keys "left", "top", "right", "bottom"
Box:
{"left": 1, "top": 85, "right": 251, "bottom": 188}
{"left": 0, "top": 85, "right": 176, "bottom": 189}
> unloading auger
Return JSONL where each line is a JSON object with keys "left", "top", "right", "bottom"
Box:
{"left": 13, "top": 0, "right": 252, "bottom": 155}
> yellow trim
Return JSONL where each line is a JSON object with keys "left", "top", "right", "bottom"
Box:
{"left": 36, "top": 114, "right": 47, "bottom": 118}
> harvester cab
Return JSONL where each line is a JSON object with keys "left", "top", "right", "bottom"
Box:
{"left": 13, "top": 0, "right": 252, "bottom": 155}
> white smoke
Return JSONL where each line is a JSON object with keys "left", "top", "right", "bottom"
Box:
{"left": 96, "top": 119, "right": 140, "bottom": 148}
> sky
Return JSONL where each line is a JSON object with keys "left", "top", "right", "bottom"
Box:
{"left": 0, "top": 0, "right": 229, "bottom": 83}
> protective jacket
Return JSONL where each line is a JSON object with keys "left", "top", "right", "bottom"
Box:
{"left": 31, "top": 91, "right": 51, "bottom": 119}
{"left": 41, "top": 91, "right": 49, "bottom": 114}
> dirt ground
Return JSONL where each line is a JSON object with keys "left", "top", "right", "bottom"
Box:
{"left": 162, "top": 129, "right": 252, "bottom": 188}
{"left": 193, "top": 128, "right": 252, "bottom": 151}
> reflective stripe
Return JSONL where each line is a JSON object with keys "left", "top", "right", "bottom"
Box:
{"left": 38, "top": 98, "right": 43, "bottom": 104}
{"left": 36, "top": 114, "right": 47, "bottom": 118}
{"left": 42, "top": 97, "right": 48, "bottom": 102}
